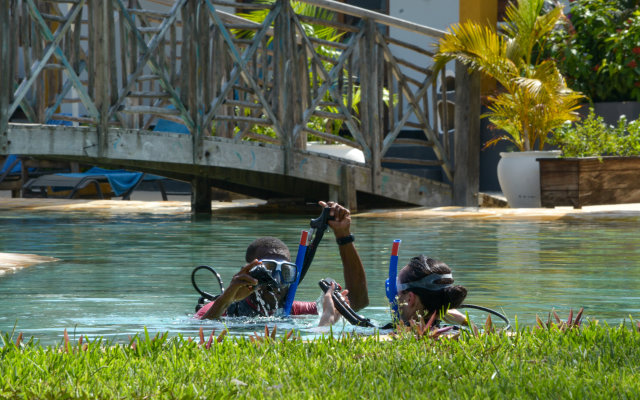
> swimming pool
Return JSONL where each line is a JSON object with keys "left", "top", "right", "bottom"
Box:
{"left": 2, "top": 207, "right": 639, "bottom": 345}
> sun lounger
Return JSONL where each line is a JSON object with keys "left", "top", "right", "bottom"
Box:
{"left": 22, "top": 167, "right": 189, "bottom": 200}
{"left": 23, "top": 167, "right": 146, "bottom": 200}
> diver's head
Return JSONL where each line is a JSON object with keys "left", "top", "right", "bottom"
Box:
{"left": 245, "top": 236, "right": 291, "bottom": 263}
{"left": 245, "top": 237, "right": 294, "bottom": 308}
{"left": 397, "top": 255, "right": 467, "bottom": 323}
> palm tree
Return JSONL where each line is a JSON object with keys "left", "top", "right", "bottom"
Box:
{"left": 433, "top": 0, "right": 584, "bottom": 151}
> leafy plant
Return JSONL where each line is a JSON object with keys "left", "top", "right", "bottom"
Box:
{"left": 550, "top": 108, "right": 640, "bottom": 157}
{"left": 433, "top": 0, "right": 584, "bottom": 151}
{"left": 546, "top": 0, "right": 640, "bottom": 102}
{"left": 535, "top": 307, "right": 584, "bottom": 331}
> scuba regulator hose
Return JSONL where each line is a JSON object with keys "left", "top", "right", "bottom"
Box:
{"left": 191, "top": 265, "right": 225, "bottom": 312}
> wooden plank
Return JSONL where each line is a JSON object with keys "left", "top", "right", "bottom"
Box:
{"left": 385, "top": 36, "right": 435, "bottom": 58}
{"left": 539, "top": 159, "right": 579, "bottom": 190}
{"left": 540, "top": 157, "right": 640, "bottom": 207}
{"left": 580, "top": 187, "right": 640, "bottom": 206}
{"left": 297, "top": 14, "right": 359, "bottom": 33}
{"left": 541, "top": 189, "right": 579, "bottom": 208}
{"left": 301, "top": 127, "right": 360, "bottom": 147}
{"left": 381, "top": 157, "right": 443, "bottom": 167}
{"left": 211, "top": 0, "right": 272, "bottom": 9}
{"left": 297, "top": 0, "right": 446, "bottom": 38}
{"left": 393, "top": 138, "right": 435, "bottom": 147}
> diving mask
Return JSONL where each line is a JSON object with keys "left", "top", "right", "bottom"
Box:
{"left": 396, "top": 273, "right": 453, "bottom": 292}
{"left": 258, "top": 259, "right": 298, "bottom": 285}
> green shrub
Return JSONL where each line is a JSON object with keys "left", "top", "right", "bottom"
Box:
{"left": 547, "top": 0, "right": 640, "bottom": 102}
{"left": 550, "top": 109, "right": 640, "bottom": 157}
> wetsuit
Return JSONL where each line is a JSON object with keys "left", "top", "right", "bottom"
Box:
{"left": 194, "top": 298, "right": 317, "bottom": 319}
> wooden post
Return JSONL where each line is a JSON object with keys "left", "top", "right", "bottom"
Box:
{"left": 0, "top": 0, "right": 9, "bottom": 143}
{"left": 92, "top": 0, "right": 111, "bottom": 157}
{"left": 360, "top": 19, "right": 381, "bottom": 195}
{"left": 453, "top": 61, "right": 481, "bottom": 206}
{"left": 191, "top": 177, "right": 212, "bottom": 214}
{"left": 274, "top": 0, "right": 295, "bottom": 173}
{"left": 339, "top": 164, "right": 357, "bottom": 212}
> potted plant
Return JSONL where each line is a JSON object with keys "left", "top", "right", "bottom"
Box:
{"left": 539, "top": 109, "right": 640, "bottom": 207}
{"left": 433, "top": 0, "right": 584, "bottom": 207}
{"left": 546, "top": 0, "right": 640, "bottom": 124}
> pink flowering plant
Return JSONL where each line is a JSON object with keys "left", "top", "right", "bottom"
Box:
{"left": 546, "top": 0, "right": 640, "bottom": 102}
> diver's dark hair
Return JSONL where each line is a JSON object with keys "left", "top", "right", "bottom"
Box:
{"left": 398, "top": 254, "right": 467, "bottom": 315}
{"left": 245, "top": 236, "right": 291, "bottom": 262}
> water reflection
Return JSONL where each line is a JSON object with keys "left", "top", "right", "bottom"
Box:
{"left": 1, "top": 210, "right": 639, "bottom": 345}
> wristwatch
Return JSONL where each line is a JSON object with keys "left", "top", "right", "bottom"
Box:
{"left": 336, "top": 234, "right": 355, "bottom": 246}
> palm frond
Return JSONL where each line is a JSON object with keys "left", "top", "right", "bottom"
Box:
{"left": 434, "top": 22, "right": 518, "bottom": 88}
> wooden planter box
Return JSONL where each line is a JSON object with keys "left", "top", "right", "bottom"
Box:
{"left": 538, "top": 156, "right": 640, "bottom": 208}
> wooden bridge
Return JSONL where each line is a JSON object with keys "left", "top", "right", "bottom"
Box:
{"left": 0, "top": 0, "right": 480, "bottom": 212}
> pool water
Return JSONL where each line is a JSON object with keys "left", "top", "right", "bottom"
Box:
{"left": 1, "top": 209, "right": 639, "bottom": 345}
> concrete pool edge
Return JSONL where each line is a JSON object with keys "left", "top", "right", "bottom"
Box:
{"left": 2, "top": 197, "right": 640, "bottom": 220}
{"left": 356, "top": 203, "right": 640, "bottom": 221}
{"left": 0, "top": 197, "right": 266, "bottom": 214}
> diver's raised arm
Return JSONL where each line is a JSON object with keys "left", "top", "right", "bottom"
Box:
{"left": 320, "top": 201, "right": 369, "bottom": 311}
{"left": 200, "top": 260, "right": 259, "bottom": 319}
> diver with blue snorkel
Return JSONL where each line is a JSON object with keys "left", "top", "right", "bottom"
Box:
{"left": 192, "top": 201, "right": 368, "bottom": 319}
{"left": 319, "top": 240, "right": 510, "bottom": 330}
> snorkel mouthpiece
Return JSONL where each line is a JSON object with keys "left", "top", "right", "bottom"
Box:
{"left": 385, "top": 239, "right": 401, "bottom": 320}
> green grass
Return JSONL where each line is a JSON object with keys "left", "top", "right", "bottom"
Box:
{"left": 1, "top": 321, "right": 640, "bottom": 399}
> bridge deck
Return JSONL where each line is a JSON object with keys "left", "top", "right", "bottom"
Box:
{"left": 4, "top": 123, "right": 452, "bottom": 207}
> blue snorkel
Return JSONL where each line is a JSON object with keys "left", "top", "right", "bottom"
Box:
{"left": 283, "top": 207, "right": 332, "bottom": 315}
{"left": 385, "top": 239, "right": 401, "bottom": 321}
{"left": 283, "top": 230, "right": 309, "bottom": 316}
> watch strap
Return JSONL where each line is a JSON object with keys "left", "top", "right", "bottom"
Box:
{"left": 336, "top": 234, "right": 355, "bottom": 246}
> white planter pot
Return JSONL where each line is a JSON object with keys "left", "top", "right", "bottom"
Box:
{"left": 497, "top": 150, "right": 560, "bottom": 208}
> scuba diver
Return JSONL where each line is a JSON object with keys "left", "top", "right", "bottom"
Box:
{"left": 193, "top": 201, "right": 368, "bottom": 319}
{"left": 320, "top": 254, "right": 470, "bottom": 328}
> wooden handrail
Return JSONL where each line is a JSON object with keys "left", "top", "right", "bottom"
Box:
{"left": 297, "top": 0, "right": 446, "bottom": 38}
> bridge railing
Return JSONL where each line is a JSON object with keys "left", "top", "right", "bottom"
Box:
{"left": 1, "top": 0, "right": 473, "bottom": 190}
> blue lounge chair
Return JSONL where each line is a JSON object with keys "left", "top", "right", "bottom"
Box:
{"left": 22, "top": 167, "right": 185, "bottom": 200}
{"left": 23, "top": 167, "right": 146, "bottom": 199}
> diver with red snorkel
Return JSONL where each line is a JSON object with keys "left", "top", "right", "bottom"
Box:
{"left": 192, "top": 201, "right": 368, "bottom": 319}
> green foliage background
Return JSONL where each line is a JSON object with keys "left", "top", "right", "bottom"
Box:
{"left": 547, "top": 0, "right": 640, "bottom": 102}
